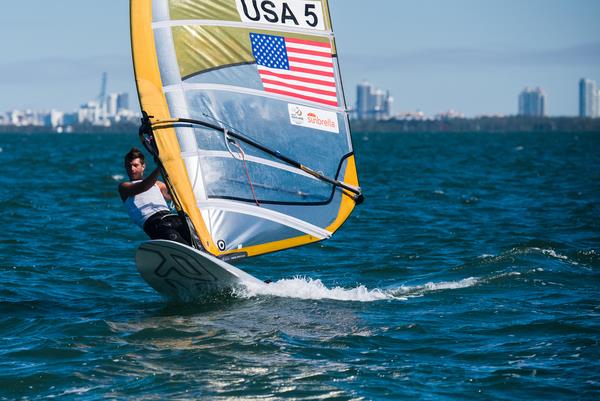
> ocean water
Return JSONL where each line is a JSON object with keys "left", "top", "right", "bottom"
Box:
{"left": 0, "top": 131, "right": 599, "bottom": 400}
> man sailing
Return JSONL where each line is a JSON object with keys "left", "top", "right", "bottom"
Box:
{"left": 119, "top": 147, "right": 191, "bottom": 245}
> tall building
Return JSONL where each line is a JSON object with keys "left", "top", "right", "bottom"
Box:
{"left": 356, "top": 81, "right": 372, "bottom": 120}
{"left": 384, "top": 92, "right": 394, "bottom": 120}
{"left": 355, "top": 81, "right": 393, "bottom": 120}
{"left": 97, "top": 72, "right": 107, "bottom": 106}
{"left": 105, "top": 93, "right": 119, "bottom": 117}
{"left": 518, "top": 87, "right": 546, "bottom": 117}
{"left": 116, "top": 93, "right": 130, "bottom": 112}
{"left": 579, "top": 78, "right": 598, "bottom": 118}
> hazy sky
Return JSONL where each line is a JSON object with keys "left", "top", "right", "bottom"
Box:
{"left": 1, "top": 0, "right": 599, "bottom": 116}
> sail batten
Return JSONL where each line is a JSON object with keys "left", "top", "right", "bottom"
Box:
{"left": 181, "top": 150, "right": 322, "bottom": 181}
{"left": 131, "top": 0, "right": 360, "bottom": 258}
{"left": 162, "top": 83, "right": 346, "bottom": 112}
{"left": 201, "top": 199, "right": 332, "bottom": 239}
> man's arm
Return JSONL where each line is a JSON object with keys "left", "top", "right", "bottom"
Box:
{"left": 156, "top": 180, "right": 172, "bottom": 201}
{"left": 118, "top": 168, "right": 161, "bottom": 201}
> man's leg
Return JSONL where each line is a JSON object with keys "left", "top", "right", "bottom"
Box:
{"left": 156, "top": 216, "right": 191, "bottom": 246}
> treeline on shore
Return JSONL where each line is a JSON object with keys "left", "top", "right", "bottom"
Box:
{"left": 1, "top": 116, "right": 600, "bottom": 134}
{"left": 351, "top": 116, "right": 600, "bottom": 133}
{"left": 0, "top": 123, "right": 140, "bottom": 134}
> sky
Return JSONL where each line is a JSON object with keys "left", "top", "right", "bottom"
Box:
{"left": 1, "top": 0, "right": 599, "bottom": 117}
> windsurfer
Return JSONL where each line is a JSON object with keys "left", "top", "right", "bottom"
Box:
{"left": 119, "top": 147, "right": 191, "bottom": 245}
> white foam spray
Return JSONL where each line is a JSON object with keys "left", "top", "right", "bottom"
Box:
{"left": 236, "top": 276, "right": 481, "bottom": 303}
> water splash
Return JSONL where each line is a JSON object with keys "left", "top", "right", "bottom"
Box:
{"left": 236, "top": 276, "right": 481, "bottom": 302}
{"left": 239, "top": 277, "right": 393, "bottom": 302}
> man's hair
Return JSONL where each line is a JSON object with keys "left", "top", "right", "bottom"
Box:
{"left": 124, "top": 147, "right": 145, "bottom": 165}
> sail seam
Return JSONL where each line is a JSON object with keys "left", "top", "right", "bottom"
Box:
{"left": 152, "top": 19, "right": 333, "bottom": 37}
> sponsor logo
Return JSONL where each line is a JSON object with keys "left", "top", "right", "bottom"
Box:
{"left": 307, "top": 112, "right": 337, "bottom": 130}
{"left": 290, "top": 106, "right": 304, "bottom": 124}
{"left": 288, "top": 104, "right": 339, "bottom": 133}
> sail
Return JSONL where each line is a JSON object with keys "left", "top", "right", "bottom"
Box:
{"left": 130, "top": 0, "right": 360, "bottom": 258}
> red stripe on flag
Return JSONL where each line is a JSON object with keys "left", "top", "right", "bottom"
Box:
{"left": 289, "top": 66, "right": 335, "bottom": 78}
{"left": 264, "top": 87, "right": 339, "bottom": 107}
{"left": 284, "top": 37, "right": 331, "bottom": 48}
{"left": 261, "top": 78, "right": 337, "bottom": 97}
{"left": 287, "top": 56, "right": 334, "bottom": 68}
{"left": 257, "top": 69, "right": 336, "bottom": 87}
{"left": 285, "top": 47, "right": 331, "bottom": 58}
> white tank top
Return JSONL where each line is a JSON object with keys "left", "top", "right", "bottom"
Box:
{"left": 123, "top": 181, "right": 170, "bottom": 228}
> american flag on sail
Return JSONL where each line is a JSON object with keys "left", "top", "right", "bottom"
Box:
{"left": 250, "top": 33, "right": 338, "bottom": 107}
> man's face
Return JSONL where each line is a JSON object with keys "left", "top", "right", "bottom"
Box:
{"left": 125, "top": 158, "right": 145, "bottom": 180}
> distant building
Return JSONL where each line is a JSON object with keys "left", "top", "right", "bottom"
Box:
{"left": 518, "top": 87, "right": 546, "bottom": 117}
{"left": 6, "top": 109, "right": 46, "bottom": 126}
{"left": 384, "top": 94, "right": 394, "bottom": 119}
{"left": 435, "top": 109, "right": 465, "bottom": 120}
{"left": 117, "top": 92, "right": 129, "bottom": 113}
{"left": 579, "top": 78, "right": 598, "bottom": 118}
{"left": 63, "top": 112, "right": 78, "bottom": 126}
{"left": 394, "top": 111, "right": 428, "bottom": 121}
{"left": 355, "top": 81, "right": 393, "bottom": 120}
{"left": 78, "top": 101, "right": 101, "bottom": 124}
{"left": 105, "top": 93, "right": 119, "bottom": 118}
{"left": 42, "top": 110, "right": 64, "bottom": 127}
{"left": 356, "top": 81, "right": 372, "bottom": 120}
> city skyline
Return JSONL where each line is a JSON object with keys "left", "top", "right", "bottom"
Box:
{"left": 1, "top": 1, "right": 599, "bottom": 116}
{"left": 5, "top": 74, "right": 600, "bottom": 128}
{"left": 0, "top": 72, "right": 140, "bottom": 130}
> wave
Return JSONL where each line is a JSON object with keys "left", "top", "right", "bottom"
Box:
{"left": 478, "top": 246, "right": 585, "bottom": 268}
{"left": 390, "top": 277, "right": 480, "bottom": 298}
{"left": 236, "top": 276, "right": 481, "bottom": 303}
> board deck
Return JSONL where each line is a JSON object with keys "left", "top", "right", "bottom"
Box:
{"left": 136, "top": 240, "right": 264, "bottom": 299}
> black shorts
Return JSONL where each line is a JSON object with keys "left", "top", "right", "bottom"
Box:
{"left": 143, "top": 211, "right": 191, "bottom": 245}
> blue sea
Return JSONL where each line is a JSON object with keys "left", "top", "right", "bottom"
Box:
{"left": 0, "top": 131, "right": 599, "bottom": 400}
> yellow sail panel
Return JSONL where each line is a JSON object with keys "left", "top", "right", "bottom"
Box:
{"left": 326, "top": 155, "right": 359, "bottom": 232}
{"left": 170, "top": 0, "right": 240, "bottom": 21}
{"left": 222, "top": 232, "right": 321, "bottom": 258}
{"left": 172, "top": 25, "right": 332, "bottom": 79}
{"left": 130, "top": 0, "right": 219, "bottom": 254}
{"left": 173, "top": 25, "right": 255, "bottom": 79}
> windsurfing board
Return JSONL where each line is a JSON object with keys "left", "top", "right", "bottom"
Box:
{"left": 135, "top": 240, "right": 264, "bottom": 299}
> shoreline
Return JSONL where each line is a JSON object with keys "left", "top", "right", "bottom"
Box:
{"left": 1, "top": 116, "right": 599, "bottom": 134}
